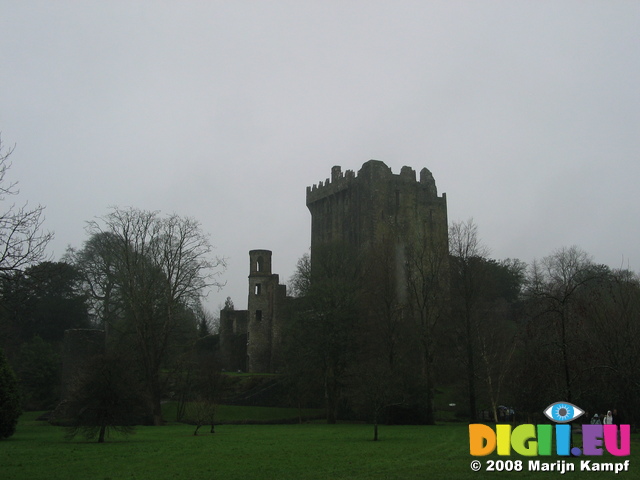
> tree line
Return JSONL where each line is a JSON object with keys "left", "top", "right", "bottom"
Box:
{"left": 281, "top": 220, "right": 640, "bottom": 438}
{"left": 2, "top": 213, "right": 638, "bottom": 441}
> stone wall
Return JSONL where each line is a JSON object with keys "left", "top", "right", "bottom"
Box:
{"left": 219, "top": 309, "right": 249, "bottom": 372}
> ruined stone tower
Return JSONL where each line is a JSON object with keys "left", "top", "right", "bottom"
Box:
{"left": 247, "top": 250, "right": 286, "bottom": 372}
{"left": 219, "top": 250, "right": 287, "bottom": 373}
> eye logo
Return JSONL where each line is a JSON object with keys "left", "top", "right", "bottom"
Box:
{"left": 543, "top": 402, "right": 584, "bottom": 423}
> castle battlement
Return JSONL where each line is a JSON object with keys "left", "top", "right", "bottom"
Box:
{"left": 306, "top": 165, "right": 356, "bottom": 203}
{"left": 306, "top": 159, "right": 442, "bottom": 205}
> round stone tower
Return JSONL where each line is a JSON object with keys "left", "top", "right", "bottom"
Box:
{"left": 249, "top": 249, "right": 272, "bottom": 277}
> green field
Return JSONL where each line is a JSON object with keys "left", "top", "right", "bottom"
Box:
{"left": 164, "top": 402, "right": 325, "bottom": 424}
{"left": 1, "top": 412, "right": 638, "bottom": 480}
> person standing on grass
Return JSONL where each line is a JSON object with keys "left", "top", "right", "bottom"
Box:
{"left": 612, "top": 408, "right": 621, "bottom": 425}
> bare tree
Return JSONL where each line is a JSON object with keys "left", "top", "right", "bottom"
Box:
{"left": 284, "top": 243, "right": 361, "bottom": 424}
{"left": 287, "top": 252, "right": 311, "bottom": 298}
{"left": 580, "top": 268, "right": 640, "bottom": 425}
{"left": 350, "top": 355, "right": 404, "bottom": 441}
{"left": 72, "top": 207, "right": 226, "bottom": 425}
{"left": 476, "top": 304, "right": 518, "bottom": 423}
{"left": 0, "top": 137, "right": 53, "bottom": 273}
{"left": 363, "top": 238, "right": 405, "bottom": 369}
{"left": 65, "top": 232, "right": 123, "bottom": 332}
{"left": 351, "top": 238, "right": 408, "bottom": 439}
{"left": 405, "top": 224, "right": 449, "bottom": 425}
{"left": 525, "top": 246, "right": 596, "bottom": 402}
{"left": 449, "top": 218, "right": 490, "bottom": 423}
{"left": 190, "top": 398, "right": 217, "bottom": 436}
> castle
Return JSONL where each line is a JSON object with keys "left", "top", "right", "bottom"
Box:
{"left": 219, "top": 159, "right": 448, "bottom": 373}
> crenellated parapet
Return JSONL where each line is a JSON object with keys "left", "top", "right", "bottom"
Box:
{"left": 306, "top": 160, "right": 442, "bottom": 205}
{"left": 306, "top": 165, "right": 357, "bottom": 204}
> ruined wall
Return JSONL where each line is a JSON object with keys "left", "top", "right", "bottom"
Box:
{"left": 219, "top": 309, "right": 249, "bottom": 372}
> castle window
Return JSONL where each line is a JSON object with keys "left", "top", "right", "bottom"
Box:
{"left": 256, "top": 310, "right": 262, "bottom": 322}
{"left": 256, "top": 256, "right": 264, "bottom": 272}
{"left": 254, "top": 284, "right": 261, "bottom": 295}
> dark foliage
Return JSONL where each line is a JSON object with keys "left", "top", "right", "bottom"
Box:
{"left": 64, "top": 354, "right": 148, "bottom": 443}
{"left": 0, "top": 347, "right": 21, "bottom": 439}
{"left": 15, "top": 336, "right": 59, "bottom": 410}
{"left": 284, "top": 242, "right": 362, "bottom": 424}
{"left": 0, "top": 261, "right": 90, "bottom": 344}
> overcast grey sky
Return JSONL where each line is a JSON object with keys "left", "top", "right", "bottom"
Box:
{"left": 1, "top": 1, "right": 639, "bottom": 311}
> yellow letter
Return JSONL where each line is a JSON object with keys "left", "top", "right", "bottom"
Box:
{"left": 496, "top": 424, "right": 512, "bottom": 455}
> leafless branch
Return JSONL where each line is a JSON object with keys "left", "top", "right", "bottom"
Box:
{"left": 0, "top": 136, "right": 53, "bottom": 273}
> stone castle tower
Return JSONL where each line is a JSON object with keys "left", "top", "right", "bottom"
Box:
{"left": 246, "top": 250, "right": 286, "bottom": 373}
{"left": 219, "top": 250, "right": 287, "bottom": 373}
{"left": 306, "top": 160, "right": 448, "bottom": 297}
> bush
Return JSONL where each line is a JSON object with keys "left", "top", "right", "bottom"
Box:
{"left": 0, "top": 347, "right": 22, "bottom": 439}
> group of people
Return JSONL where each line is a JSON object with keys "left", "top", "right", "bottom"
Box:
{"left": 590, "top": 409, "right": 619, "bottom": 425}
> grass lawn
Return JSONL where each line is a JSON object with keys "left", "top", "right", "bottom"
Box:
{"left": 163, "top": 402, "right": 324, "bottom": 424}
{"left": 1, "top": 412, "right": 638, "bottom": 480}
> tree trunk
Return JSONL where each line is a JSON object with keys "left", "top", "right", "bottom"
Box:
{"left": 152, "top": 397, "right": 163, "bottom": 426}
{"left": 98, "top": 424, "right": 106, "bottom": 443}
{"left": 560, "top": 309, "right": 572, "bottom": 402}
{"left": 326, "top": 401, "right": 337, "bottom": 424}
{"left": 466, "top": 309, "right": 477, "bottom": 423}
{"left": 325, "top": 374, "right": 338, "bottom": 424}
{"left": 425, "top": 383, "right": 435, "bottom": 425}
{"left": 421, "top": 339, "right": 436, "bottom": 425}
